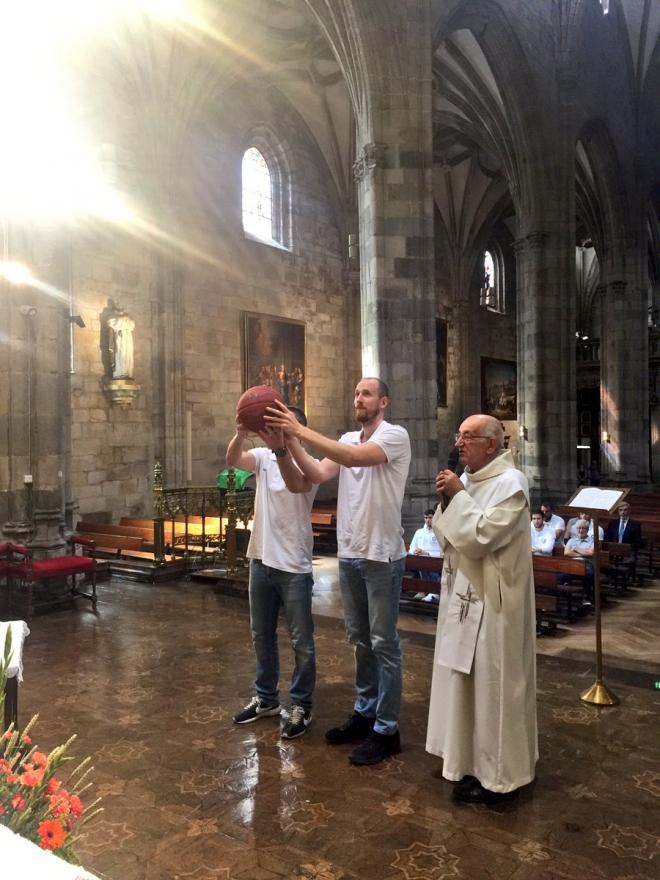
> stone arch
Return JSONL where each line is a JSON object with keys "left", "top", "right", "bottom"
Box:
{"left": 576, "top": 119, "right": 629, "bottom": 278}
{"left": 432, "top": 0, "right": 543, "bottom": 228}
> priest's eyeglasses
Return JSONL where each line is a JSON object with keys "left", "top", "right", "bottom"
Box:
{"left": 454, "top": 432, "right": 490, "bottom": 442}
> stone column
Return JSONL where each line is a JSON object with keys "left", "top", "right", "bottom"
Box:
{"left": 515, "top": 230, "right": 576, "bottom": 502}
{"left": 2, "top": 232, "right": 72, "bottom": 552}
{"left": 599, "top": 278, "right": 650, "bottom": 483}
{"left": 352, "top": 6, "right": 437, "bottom": 532}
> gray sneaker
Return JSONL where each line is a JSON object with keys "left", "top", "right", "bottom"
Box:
{"left": 233, "top": 696, "right": 281, "bottom": 724}
{"left": 280, "top": 705, "right": 312, "bottom": 739}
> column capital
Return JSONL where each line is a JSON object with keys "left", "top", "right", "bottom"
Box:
{"left": 512, "top": 231, "right": 549, "bottom": 256}
{"left": 352, "top": 142, "right": 387, "bottom": 181}
{"left": 525, "top": 231, "right": 549, "bottom": 251}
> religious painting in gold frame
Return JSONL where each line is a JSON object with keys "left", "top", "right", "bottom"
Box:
{"left": 242, "top": 312, "right": 306, "bottom": 409}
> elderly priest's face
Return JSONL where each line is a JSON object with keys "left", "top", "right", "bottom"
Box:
{"left": 455, "top": 415, "right": 498, "bottom": 473}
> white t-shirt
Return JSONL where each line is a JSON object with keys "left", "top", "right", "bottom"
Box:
{"left": 246, "top": 447, "right": 318, "bottom": 574}
{"left": 409, "top": 526, "right": 443, "bottom": 558}
{"left": 336, "top": 420, "right": 411, "bottom": 563}
{"left": 530, "top": 523, "right": 554, "bottom": 555}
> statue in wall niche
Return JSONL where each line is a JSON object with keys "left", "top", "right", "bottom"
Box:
{"left": 108, "top": 309, "right": 135, "bottom": 379}
{"left": 100, "top": 299, "right": 140, "bottom": 405}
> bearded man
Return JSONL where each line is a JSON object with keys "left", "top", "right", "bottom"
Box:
{"left": 265, "top": 377, "right": 411, "bottom": 766}
{"left": 426, "top": 414, "right": 537, "bottom": 804}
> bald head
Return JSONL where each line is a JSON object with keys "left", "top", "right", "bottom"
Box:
{"left": 455, "top": 413, "right": 505, "bottom": 472}
{"left": 469, "top": 415, "right": 504, "bottom": 452}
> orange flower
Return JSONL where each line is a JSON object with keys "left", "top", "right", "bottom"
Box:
{"left": 38, "top": 819, "right": 66, "bottom": 850}
{"left": 11, "top": 794, "right": 25, "bottom": 811}
{"left": 32, "top": 751, "right": 48, "bottom": 768}
{"left": 20, "top": 767, "right": 45, "bottom": 787}
{"left": 69, "top": 794, "right": 83, "bottom": 818}
{"left": 46, "top": 777, "right": 61, "bottom": 794}
{"left": 49, "top": 795, "right": 70, "bottom": 817}
{"left": 21, "top": 734, "right": 32, "bottom": 745}
{"left": 0, "top": 805, "right": 5, "bottom": 816}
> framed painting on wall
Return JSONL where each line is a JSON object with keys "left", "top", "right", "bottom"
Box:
{"left": 242, "top": 312, "right": 306, "bottom": 409}
{"left": 481, "top": 358, "right": 517, "bottom": 420}
{"left": 436, "top": 318, "right": 447, "bottom": 407}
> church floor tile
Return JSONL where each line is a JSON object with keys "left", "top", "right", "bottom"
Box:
{"left": 13, "top": 578, "right": 660, "bottom": 880}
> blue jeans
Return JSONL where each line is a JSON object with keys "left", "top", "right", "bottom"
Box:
{"left": 249, "top": 560, "right": 316, "bottom": 710}
{"left": 338, "top": 557, "right": 405, "bottom": 735}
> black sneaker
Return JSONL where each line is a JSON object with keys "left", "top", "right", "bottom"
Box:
{"left": 349, "top": 730, "right": 401, "bottom": 766}
{"left": 280, "top": 705, "right": 312, "bottom": 740}
{"left": 325, "top": 711, "right": 374, "bottom": 745}
{"left": 232, "top": 696, "right": 280, "bottom": 724}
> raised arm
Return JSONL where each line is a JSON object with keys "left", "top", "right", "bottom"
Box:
{"left": 256, "top": 427, "right": 313, "bottom": 494}
{"left": 287, "top": 437, "right": 341, "bottom": 484}
{"left": 265, "top": 402, "right": 387, "bottom": 469}
{"left": 226, "top": 425, "right": 256, "bottom": 473}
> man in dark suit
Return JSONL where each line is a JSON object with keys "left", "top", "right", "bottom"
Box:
{"left": 604, "top": 502, "right": 643, "bottom": 583}
{"left": 604, "top": 502, "right": 642, "bottom": 549}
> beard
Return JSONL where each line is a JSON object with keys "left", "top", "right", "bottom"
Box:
{"left": 355, "top": 403, "right": 379, "bottom": 423}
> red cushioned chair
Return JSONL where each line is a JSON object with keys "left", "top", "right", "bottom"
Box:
{"left": 9, "top": 537, "right": 98, "bottom": 619}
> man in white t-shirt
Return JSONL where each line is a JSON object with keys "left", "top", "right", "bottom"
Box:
{"left": 530, "top": 511, "right": 554, "bottom": 555}
{"left": 226, "top": 407, "right": 318, "bottom": 740}
{"left": 540, "top": 502, "right": 565, "bottom": 549}
{"left": 265, "top": 377, "right": 411, "bottom": 766}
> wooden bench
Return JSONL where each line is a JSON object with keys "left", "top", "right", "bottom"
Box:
{"left": 400, "top": 555, "right": 443, "bottom": 616}
{"left": 9, "top": 538, "right": 98, "bottom": 619}
{"left": 311, "top": 509, "right": 337, "bottom": 550}
{"left": 74, "top": 531, "right": 145, "bottom": 558}
{"left": 533, "top": 555, "right": 587, "bottom": 623}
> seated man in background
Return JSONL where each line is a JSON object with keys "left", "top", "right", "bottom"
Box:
{"left": 604, "top": 501, "right": 643, "bottom": 582}
{"left": 564, "top": 520, "right": 594, "bottom": 604}
{"left": 565, "top": 512, "right": 604, "bottom": 542}
{"left": 541, "top": 502, "right": 565, "bottom": 550}
{"left": 530, "top": 511, "right": 554, "bottom": 556}
{"left": 408, "top": 508, "right": 443, "bottom": 602}
{"left": 604, "top": 501, "right": 642, "bottom": 549}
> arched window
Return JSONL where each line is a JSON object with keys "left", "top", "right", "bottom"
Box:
{"left": 241, "top": 138, "right": 292, "bottom": 249}
{"left": 480, "top": 247, "right": 505, "bottom": 313}
{"left": 242, "top": 147, "right": 273, "bottom": 242}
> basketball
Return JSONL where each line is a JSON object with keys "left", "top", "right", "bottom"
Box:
{"left": 236, "top": 385, "right": 284, "bottom": 433}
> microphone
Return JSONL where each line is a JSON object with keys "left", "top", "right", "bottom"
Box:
{"left": 441, "top": 447, "right": 460, "bottom": 511}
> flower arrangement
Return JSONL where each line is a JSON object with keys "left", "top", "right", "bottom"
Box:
{"left": 0, "top": 629, "right": 102, "bottom": 862}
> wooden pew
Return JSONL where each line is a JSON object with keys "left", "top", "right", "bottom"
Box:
{"left": 311, "top": 508, "right": 337, "bottom": 551}
{"left": 400, "top": 555, "right": 443, "bottom": 616}
{"left": 533, "top": 555, "right": 587, "bottom": 622}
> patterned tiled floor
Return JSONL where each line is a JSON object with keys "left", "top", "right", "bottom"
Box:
{"left": 16, "top": 577, "right": 660, "bottom": 880}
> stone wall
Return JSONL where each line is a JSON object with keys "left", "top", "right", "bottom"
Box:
{"left": 69, "top": 81, "right": 354, "bottom": 521}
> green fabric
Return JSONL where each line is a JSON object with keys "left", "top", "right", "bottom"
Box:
{"left": 216, "top": 468, "right": 252, "bottom": 491}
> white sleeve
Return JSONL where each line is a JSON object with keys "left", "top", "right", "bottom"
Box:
{"left": 371, "top": 424, "right": 410, "bottom": 464}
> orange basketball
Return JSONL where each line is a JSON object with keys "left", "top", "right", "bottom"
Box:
{"left": 236, "top": 385, "right": 284, "bottom": 432}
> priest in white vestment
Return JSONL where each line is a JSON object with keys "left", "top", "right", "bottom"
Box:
{"left": 426, "top": 414, "right": 537, "bottom": 804}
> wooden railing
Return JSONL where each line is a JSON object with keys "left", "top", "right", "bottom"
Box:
{"left": 152, "top": 462, "right": 255, "bottom": 571}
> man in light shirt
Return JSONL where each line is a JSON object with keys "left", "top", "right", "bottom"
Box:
{"left": 265, "top": 377, "right": 411, "bottom": 766}
{"left": 227, "top": 407, "right": 318, "bottom": 740}
{"left": 530, "top": 511, "right": 554, "bottom": 556}
{"left": 565, "top": 512, "right": 604, "bottom": 542}
{"left": 408, "top": 508, "right": 443, "bottom": 601}
{"left": 565, "top": 520, "right": 594, "bottom": 603}
{"left": 540, "top": 502, "right": 565, "bottom": 549}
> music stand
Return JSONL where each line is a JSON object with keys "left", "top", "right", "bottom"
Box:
{"left": 558, "top": 486, "right": 628, "bottom": 706}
